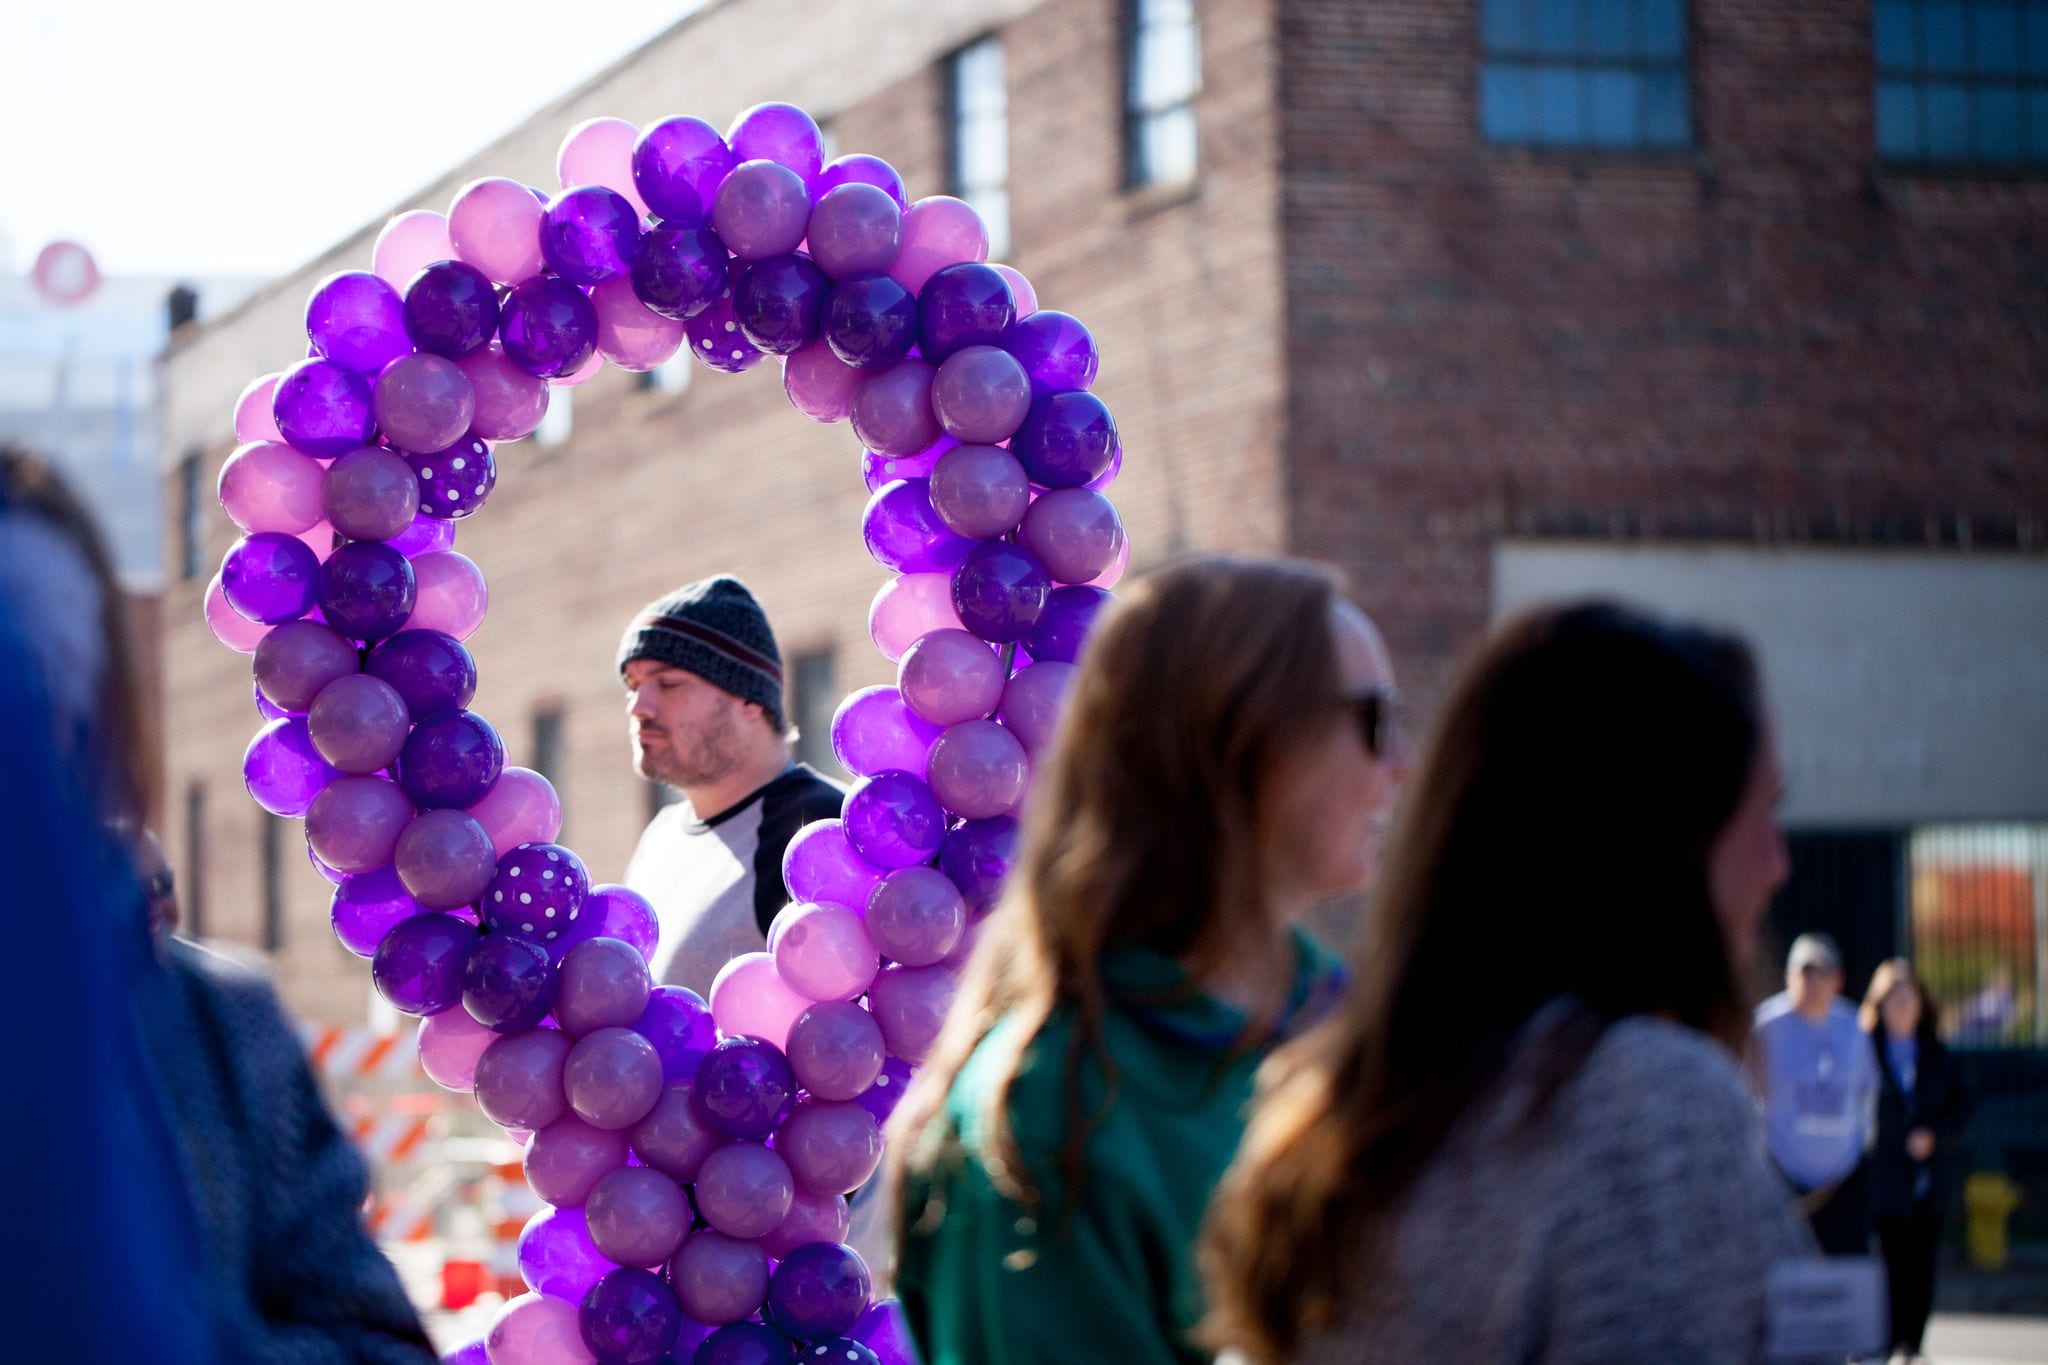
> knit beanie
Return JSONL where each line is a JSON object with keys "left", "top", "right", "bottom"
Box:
{"left": 618, "top": 576, "right": 785, "bottom": 726}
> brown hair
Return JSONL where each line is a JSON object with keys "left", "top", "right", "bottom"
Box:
{"left": 1861, "top": 957, "right": 1941, "bottom": 1040}
{"left": 1202, "top": 602, "right": 1764, "bottom": 1362}
{"left": 887, "top": 555, "right": 1349, "bottom": 1226}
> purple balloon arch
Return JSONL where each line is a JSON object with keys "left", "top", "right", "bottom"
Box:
{"left": 206, "top": 104, "right": 1128, "bottom": 1365}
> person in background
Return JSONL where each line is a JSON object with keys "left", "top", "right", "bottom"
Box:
{"left": 618, "top": 575, "right": 844, "bottom": 995}
{"left": 888, "top": 556, "right": 1409, "bottom": 1365}
{"left": 1862, "top": 959, "right": 1971, "bottom": 1362}
{"left": 0, "top": 448, "right": 436, "bottom": 1364}
{"left": 1202, "top": 602, "right": 1811, "bottom": 1363}
{"left": 1756, "top": 931, "right": 1882, "bottom": 1255}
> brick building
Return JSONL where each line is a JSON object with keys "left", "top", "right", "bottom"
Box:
{"left": 158, "top": 0, "right": 2046, "bottom": 1046}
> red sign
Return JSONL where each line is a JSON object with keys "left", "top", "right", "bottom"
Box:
{"left": 31, "top": 240, "right": 100, "bottom": 308}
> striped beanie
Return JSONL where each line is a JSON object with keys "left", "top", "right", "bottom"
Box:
{"left": 618, "top": 575, "right": 785, "bottom": 726}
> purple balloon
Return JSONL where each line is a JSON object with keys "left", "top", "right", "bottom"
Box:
{"left": 243, "top": 715, "right": 338, "bottom": 817}
{"left": 253, "top": 618, "right": 358, "bottom": 713}
{"left": 814, "top": 154, "right": 908, "bottom": 209}
{"left": 585, "top": 884, "right": 659, "bottom": 961}
{"left": 372, "top": 912, "right": 480, "bottom": 1016}
{"left": 733, "top": 253, "right": 829, "bottom": 355}
{"left": 854, "top": 1056, "right": 917, "bottom": 1127}
{"left": 307, "top": 672, "right": 411, "bottom": 773}
{"left": 693, "top": 1142, "right": 795, "bottom": 1240}
{"left": 500, "top": 275, "right": 600, "bottom": 378}
{"left": 759, "top": 1187, "right": 851, "bottom": 1261}
{"left": 1004, "top": 309, "right": 1099, "bottom": 396}
{"left": 581, "top": 1266, "right": 683, "bottom": 1364}
{"left": 712, "top": 159, "right": 810, "bottom": 260}
{"left": 786, "top": 1001, "right": 888, "bottom": 1101}
{"left": 928, "top": 443, "right": 1030, "bottom": 539}
{"left": 365, "top": 628, "right": 477, "bottom": 719}
{"left": 394, "top": 806, "right": 499, "bottom": 909}
{"left": 851, "top": 1300, "right": 919, "bottom": 1365}
{"left": 634, "top": 988, "right": 716, "bottom": 1083}
{"left": 1013, "top": 390, "right": 1119, "bottom": 489}
{"left": 829, "top": 686, "right": 941, "bottom": 780}
{"left": 728, "top": 102, "right": 824, "bottom": 182}
{"left": 374, "top": 353, "right": 476, "bottom": 456}
{"left": 867, "top": 963, "right": 960, "bottom": 1064}
{"left": 898, "top": 628, "right": 1005, "bottom": 727}
{"left": 850, "top": 359, "right": 940, "bottom": 456}
{"left": 841, "top": 771, "right": 947, "bottom": 870}
{"left": 633, "top": 116, "right": 734, "bottom": 224}
{"left": 255, "top": 685, "right": 293, "bottom": 721}
{"left": 694, "top": 1322, "right": 791, "bottom": 1365}
{"left": 810, "top": 1341, "right": 881, "bottom": 1365}
{"left": 483, "top": 841, "right": 589, "bottom": 942}
{"left": 932, "top": 345, "right": 1032, "bottom": 444}
{"left": 398, "top": 708, "right": 503, "bottom": 809}
{"left": 462, "top": 932, "right": 557, "bottom": 1032}
{"left": 808, "top": 184, "right": 903, "bottom": 280}
{"left": 630, "top": 224, "right": 728, "bottom": 319}
{"left": 768, "top": 1243, "right": 871, "bottom": 1341}
{"left": 865, "top": 867, "right": 967, "bottom": 968}
{"left": 941, "top": 815, "right": 1019, "bottom": 911}
{"left": 1019, "top": 487, "right": 1124, "bottom": 585}
{"left": 824, "top": 273, "right": 918, "bottom": 370}
{"left": 585, "top": 1164, "right": 690, "bottom": 1267}
{"left": 272, "top": 357, "right": 377, "bottom": 458}
{"left": 684, "top": 282, "right": 767, "bottom": 372}
{"left": 405, "top": 434, "right": 496, "bottom": 520}
{"left": 951, "top": 541, "right": 1051, "bottom": 644}
{"left": 474, "top": 1026, "right": 573, "bottom": 1130}
{"left": 443, "top": 1339, "right": 491, "bottom": 1365}
{"left": 557, "top": 937, "right": 654, "bottom": 1038}
{"left": 388, "top": 510, "right": 458, "bottom": 557}
{"left": 630, "top": 1081, "right": 723, "bottom": 1180}
{"left": 403, "top": 259, "right": 499, "bottom": 359}
{"left": 863, "top": 440, "right": 952, "bottom": 494}
{"left": 917, "top": 263, "right": 1015, "bottom": 364}
{"left": 669, "top": 1232, "right": 770, "bottom": 1327}
{"left": 998, "top": 660, "right": 1077, "bottom": 755}
{"left": 694, "top": 1036, "right": 796, "bottom": 1139}
{"left": 317, "top": 540, "right": 417, "bottom": 642}
{"left": 306, "top": 774, "right": 414, "bottom": 871}
{"left": 331, "top": 864, "right": 427, "bottom": 957}
{"left": 778, "top": 1100, "right": 884, "bottom": 1196}
{"left": 306, "top": 271, "right": 410, "bottom": 374}
{"left": 322, "top": 445, "right": 420, "bottom": 542}
{"left": 861, "top": 479, "right": 973, "bottom": 575}
{"left": 782, "top": 819, "right": 886, "bottom": 908}
{"left": 566, "top": 1026, "right": 665, "bottom": 1131}
{"left": 927, "top": 719, "right": 1030, "bottom": 820}
{"left": 525, "top": 1114, "right": 629, "bottom": 1206}
{"left": 1029, "top": 584, "right": 1114, "bottom": 664}
{"left": 542, "top": 186, "right": 644, "bottom": 287}
{"left": 222, "top": 532, "right": 320, "bottom": 624}
{"left": 518, "top": 1204, "right": 617, "bottom": 1301}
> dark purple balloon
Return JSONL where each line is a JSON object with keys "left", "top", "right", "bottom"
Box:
{"left": 316, "top": 541, "right": 417, "bottom": 642}
{"left": 940, "top": 815, "right": 1020, "bottom": 912}
{"left": 767, "top": 1243, "right": 871, "bottom": 1341}
{"left": 403, "top": 260, "right": 500, "bottom": 358}
{"left": 951, "top": 541, "right": 1051, "bottom": 644}
{"left": 631, "top": 224, "right": 728, "bottom": 319}
{"left": 824, "top": 274, "right": 918, "bottom": 370}
{"left": 854, "top": 1055, "right": 917, "bottom": 1127}
{"left": 583, "top": 884, "right": 658, "bottom": 961}
{"left": 918, "top": 263, "right": 1015, "bottom": 364}
{"left": 841, "top": 771, "right": 947, "bottom": 870}
{"left": 685, "top": 281, "right": 767, "bottom": 373}
{"left": 694, "top": 1322, "right": 792, "bottom": 1365}
{"left": 255, "top": 684, "right": 293, "bottom": 721}
{"left": 633, "top": 117, "right": 735, "bottom": 224}
{"left": 860, "top": 479, "right": 974, "bottom": 575}
{"left": 306, "top": 271, "right": 411, "bottom": 374}
{"left": 222, "top": 532, "right": 320, "bottom": 624}
{"left": 1004, "top": 309, "right": 1099, "bottom": 396}
{"left": 473, "top": 1025, "right": 573, "bottom": 1131}
{"left": 330, "top": 864, "right": 427, "bottom": 957}
{"left": 809, "top": 1341, "right": 880, "bottom": 1365}
{"left": 242, "top": 714, "right": 337, "bottom": 816}
{"left": 813, "top": 154, "right": 908, "bottom": 208}
{"left": 693, "top": 1036, "right": 796, "bottom": 1139}
{"left": 581, "top": 1267, "right": 683, "bottom": 1365}
{"left": 399, "top": 708, "right": 504, "bottom": 809}
{"left": 405, "top": 435, "right": 496, "bottom": 520}
{"left": 372, "top": 912, "right": 480, "bottom": 1016}
{"left": 1028, "top": 585, "right": 1113, "bottom": 665}
{"left": 364, "top": 628, "right": 476, "bottom": 719}
{"left": 500, "top": 275, "right": 600, "bottom": 378}
{"left": 518, "top": 1204, "right": 616, "bottom": 1301}
{"left": 483, "top": 841, "right": 589, "bottom": 940}
{"left": 462, "top": 932, "right": 557, "bottom": 1031}
{"left": 634, "top": 986, "right": 716, "bottom": 1083}
{"left": 556, "top": 937, "right": 654, "bottom": 1038}
{"left": 273, "top": 357, "right": 377, "bottom": 458}
{"left": 1012, "top": 391, "right": 1119, "bottom": 489}
{"left": 543, "top": 186, "right": 645, "bottom": 286}
{"left": 733, "top": 253, "right": 829, "bottom": 355}
{"left": 253, "top": 618, "right": 359, "bottom": 712}
{"left": 387, "top": 511, "right": 457, "bottom": 557}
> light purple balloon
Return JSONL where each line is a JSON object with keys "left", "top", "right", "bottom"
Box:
{"left": 786, "top": 1001, "right": 888, "bottom": 1101}
{"left": 760, "top": 1189, "right": 853, "bottom": 1260}
{"left": 1019, "top": 487, "right": 1126, "bottom": 585}
{"left": 868, "top": 962, "right": 962, "bottom": 1064}
{"left": 693, "top": 1142, "right": 795, "bottom": 1240}
{"left": 927, "top": 719, "right": 1030, "bottom": 821}
{"left": 897, "top": 628, "right": 1006, "bottom": 727}
{"left": 711, "top": 160, "right": 811, "bottom": 260}
{"left": 778, "top": 1099, "right": 884, "bottom": 1196}
{"left": 783, "top": 820, "right": 886, "bottom": 909}
{"left": 830, "top": 686, "right": 941, "bottom": 780}
{"left": 931, "top": 346, "right": 1032, "bottom": 444}
{"left": 584, "top": 1164, "right": 690, "bottom": 1267}
{"left": 707, "top": 953, "right": 814, "bottom": 1051}
{"left": 218, "top": 440, "right": 326, "bottom": 534}
{"left": 868, "top": 572, "right": 966, "bottom": 663}
{"left": 474, "top": 1027, "right": 573, "bottom": 1131}
{"left": 418, "top": 1003, "right": 497, "bottom": 1090}
{"left": 841, "top": 771, "right": 948, "bottom": 870}
{"left": 668, "top": 1231, "right": 770, "bottom": 1326}
{"left": 517, "top": 1205, "right": 618, "bottom": 1302}
{"left": 556, "top": 937, "right": 654, "bottom": 1038}
{"left": 814, "top": 154, "right": 908, "bottom": 208}
{"left": 865, "top": 867, "right": 967, "bottom": 968}
{"left": 928, "top": 443, "right": 1030, "bottom": 539}
{"left": 306, "top": 270, "right": 410, "bottom": 374}
{"left": 307, "top": 773, "right": 416, "bottom": 873}
{"left": 454, "top": 344, "right": 549, "bottom": 442}
{"left": 999, "top": 661, "right": 1078, "bottom": 755}
{"left": 468, "top": 767, "right": 564, "bottom": 859}
{"left": 629, "top": 1082, "right": 722, "bottom": 1180}
{"left": 850, "top": 359, "right": 941, "bottom": 457}
{"left": 524, "top": 1114, "right": 629, "bottom": 1206}
{"left": 727, "top": 102, "right": 825, "bottom": 182}
{"left": 771, "top": 903, "right": 880, "bottom": 1002}
{"left": 242, "top": 715, "right": 339, "bottom": 817}
{"left": 306, "top": 673, "right": 411, "bottom": 774}
{"left": 807, "top": 184, "right": 903, "bottom": 280}
{"left": 331, "top": 864, "right": 427, "bottom": 957}
{"left": 485, "top": 1292, "right": 593, "bottom": 1365}
{"left": 394, "top": 807, "right": 497, "bottom": 909}
{"left": 321, "top": 445, "right": 421, "bottom": 543}
{"left": 784, "top": 339, "right": 863, "bottom": 423}
{"left": 564, "top": 1026, "right": 665, "bottom": 1130}
{"left": 373, "top": 353, "right": 476, "bottom": 455}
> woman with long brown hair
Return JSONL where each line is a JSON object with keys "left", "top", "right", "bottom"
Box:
{"left": 887, "top": 555, "right": 1410, "bottom": 1363}
{"left": 1203, "top": 602, "right": 1810, "bottom": 1363}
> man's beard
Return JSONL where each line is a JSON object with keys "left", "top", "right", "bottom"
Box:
{"left": 638, "top": 712, "right": 742, "bottom": 790}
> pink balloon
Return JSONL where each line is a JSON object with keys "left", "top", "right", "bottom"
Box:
{"left": 467, "top": 766, "right": 564, "bottom": 857}
{"left": 771, "top": 903, "right": 880, "bottom": 1002}
{"left": 708, "top": 952, "right": 813, "bottom": 1049}
{"left": 486, "top": 1292, "right": 596, "bottom": 1365}
{"left": 372, "top": 210, "right": 454, "bottom": 289}
{"left": 204, "top": 572, "right": 270, "bottom": 652}
{"left": 233, "top": 372, "right": 284, "bottom": 444}
{"left": 591, "top": 276, "right": 685, "bottom": 372}
{"left": 455, "top": 343, "right": 550, "bottom": 441}
{"left": 419, "top": 1007, "right": 497, "bottom": 1091}
{"left": 992, "top": 264, "right": 1038, "bottom": 317}
{"left": 217, "top": 441, "right": 325, "bottom": 535}
{"left": 783, "top": 340, "right": 862, "bottom": 423}
{"left": 551, "top": 348, "right": 605, "bottom": 389}
{"left": 449, "top": 177, "right": 547, "bottom": 285}
{"left": 869, "top": 572, "right": 966, "bottom": 662}
{"left": 406, "top": 551, "right": 488, "bottom": 640}
{"left": 889, "top": 196, "right": 990, "bottom": 294}
{"left": 297, "top": 520, "right": 338, "bottom": 563}
{"left": 558, "top": 117, "right": 650, "bottom": 219}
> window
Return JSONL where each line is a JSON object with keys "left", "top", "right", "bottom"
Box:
{"left": 178, "top": 451, "right": 203, "bottom": 581}
{"left": 184, "top": 783, "right": 206, "bottom": 938}
{"left": 533, "top": 706, "right": 566, "bottom": 839}
{"left": 1479, "top": 0, "right": 1692, "bottom": 150}
{"left": 535, "top": 389, "right": 573, "bottom": 446}
{"left": 1874, "top": 0, "right": 2046, "bottom": 166}
{"left": 788, "top": 648, "right": 841, "bottom": 776}
{"left": 261, "top": 812, "right": 285, "bottom": 951}
{"left": 1125, "top": 0, "right": 1202, "bottom": 188}
{"left": 950, "top": 37, "right": 1012, "bottom": 257}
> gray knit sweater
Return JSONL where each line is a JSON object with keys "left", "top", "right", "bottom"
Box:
{"left": 1301, "top": 1012, "right": 1814, "bottom": 1364}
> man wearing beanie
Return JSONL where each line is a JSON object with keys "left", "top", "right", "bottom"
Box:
{"left": 619, "top": 575, "right": 845, "bottom": 994}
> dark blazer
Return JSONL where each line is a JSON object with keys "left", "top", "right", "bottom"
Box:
{"left": 142, "top": 939, "right": 438, "bottom": 1364}
{"left": 1868, "top": 1025, "right": 1972, "bottom": 1220}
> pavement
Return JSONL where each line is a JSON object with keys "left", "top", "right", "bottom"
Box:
{"left": 1921, "top": 1313, "right": 2048, "bottom": 1363}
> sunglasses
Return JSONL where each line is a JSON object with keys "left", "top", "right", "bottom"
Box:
{"left": 1344, "top": 690, "right": 1402, "bottom": 757}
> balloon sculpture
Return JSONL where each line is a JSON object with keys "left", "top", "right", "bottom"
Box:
{"left": 207, "top": 105, "right": 1127, "bottom": 1365}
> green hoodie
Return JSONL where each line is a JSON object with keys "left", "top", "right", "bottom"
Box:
{"left": 895, "top": 928, "right": 1343, "bottom": 1365}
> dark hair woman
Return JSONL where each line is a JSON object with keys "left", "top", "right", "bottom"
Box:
{"left": 1861, "top": 958, "right": 1971, "bottom": 1361}
{"left": 887, "top": 555, "right": 1410, "bottom": 1363}
{"left": 1203, "top": 601, "right": 1810, "bottom": 1363}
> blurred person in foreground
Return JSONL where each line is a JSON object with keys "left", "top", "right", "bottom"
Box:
{"left": 1203, "top": 602, "right": 1812, "bottom": 1363}
{"left": 1862, "top": 959, "right": 1970, "bottom": 1362}
{"left": 887, "top": 556, "right": 1410, "bottom": 1364}
{"left": 0, "top": 448, "right": 435, "bottom": 1363}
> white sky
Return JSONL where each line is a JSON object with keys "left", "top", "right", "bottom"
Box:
{"left": 0, "top": 1, "right": 700, "bottom": 280}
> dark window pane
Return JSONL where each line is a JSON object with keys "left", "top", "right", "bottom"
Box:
{"left": 1976, "top": 84, "right": 2026, "bottom": 158}
{"left": 1587, "top": 69, "right": 1643, "bottom": 144}
{"left": 1480, "top": 0, "right": 1529, "bottom": 51}
{"left": 1642, "top": 67, "right": 1690, "bottom": 144}
{"left": 1922, "top": 1, "right": 1971, "bottom": 71}
{"left": 1480, "top": 65, "right": 1534, "bottom": 140}
{"left": 1533, "top": 0, "right": 1579, "bottom": 55}
{"left": 1532, "top": 65, "right": 1586, "bottom": 142}
{"left": 1876, "top": 79, "right": 1925, "bottom": 157}
{"left": 1640, "top": 0, "right": 1686, "bottom": 57}
{"left": 1874, "top": 0, "right": 1919, "bottom": 69}
{"left": 1583, "top": 0, "right": 1633, "bottom": 57}
{"left": 1925, "top": 80, "right": 1972, "bottom": 155}
{"left": 1972, "top": 2, "right": 2023, "bottom": 75}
